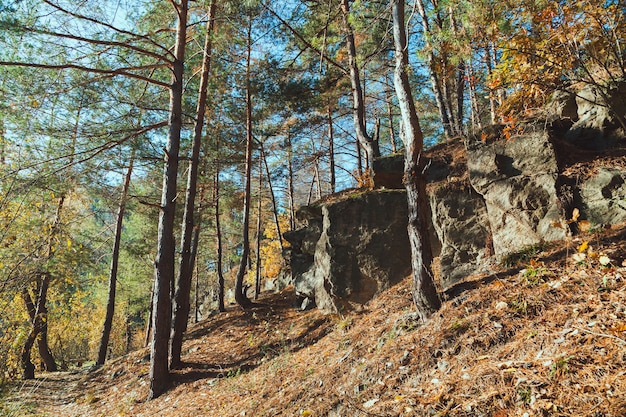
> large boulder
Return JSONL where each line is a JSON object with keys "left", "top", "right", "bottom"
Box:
{"left": 466, "top": 126, "right": 567, "bottom": 256}
{"left": 284, "top": 190, "right": 411, "bottom": 313}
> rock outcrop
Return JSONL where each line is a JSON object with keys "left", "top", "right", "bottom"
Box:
{"left": 284, "top": 190, "right": 411, "bottom": 312}
{"left": 283, "top": 82, "right": 626, "bottom": 313}
{"left": 466, "top": 126, "right": 567, "bottom": 256}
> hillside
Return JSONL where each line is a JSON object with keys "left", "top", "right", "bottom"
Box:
{"left": 2, "top": 224, "right": 625, "bottom": 416}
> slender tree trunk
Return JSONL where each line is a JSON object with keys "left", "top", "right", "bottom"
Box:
{"left": 214, "top": 158, "right": 226, "bottom": 313}
{"left": 313, "top": 157, "right": 322, "bottom": 200}
{"left": 261, "top": 145, "right": 284, "bottom": 253}
{"left": 144, "top": 285, "right": 153, "bottom": 348}
{"left": 455, "top": 62, "right": 465, "bottom": 135}
{"left": 188, "top": 189, "right": 203, "bottom": 322}
{"left": 149, "top": 0, "right": 188, "bottom": 400}
{"left": 286, "top": 131, "right": 296, "bottom": 231}
{"left": 391, "top": 0, "right": 441, "bottom": 321}
{"left": 385, "top": 77, "right": 398, "bottom": 153}
{"left": 254, "top": 154, "right": 263, "bottom": 300}
{"left": 327, "top": 107, "right": 336, "bottom": 193}
{"left": 340, "top": 0, "right": 378, "bottom": 170}
{"left": 468, "top": 58, "right": 482, "bottom": 131}
{"left": 234, "top": 15, "right": 254, "bottom": 310}
{"left": 415, "top": 0, "right": 453, "bottom": 139}
{"left": 355, "top": 139, "right": 363, "bottom": 179}
{"left": 97, "top": 150, "right": 135, "bottom": 366}
{"left": 485, "top": 44, "right": 498, "bottom": 125}
{"left": 170, "top": 0, "right": 216, "bottom": 369}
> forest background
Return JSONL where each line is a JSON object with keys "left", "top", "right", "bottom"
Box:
{"left": 0, "top": 0, "right": 623, "bottom": 399}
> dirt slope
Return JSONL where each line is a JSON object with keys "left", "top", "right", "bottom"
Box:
{"left": 2, "top": 224, "right": 626, "bottom": 417}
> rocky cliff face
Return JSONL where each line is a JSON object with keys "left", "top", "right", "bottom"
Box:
{"left": 284, "top": 82, "right": 626, "bottom": 313}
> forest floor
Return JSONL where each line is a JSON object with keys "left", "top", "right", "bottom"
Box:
{"left": 1, "top": 223, "right": 626, "bottom": 416}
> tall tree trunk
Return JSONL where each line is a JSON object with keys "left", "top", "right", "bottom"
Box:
{"left": 188, "top": 187, "right": 204, "bottom": 322}
{"left": 149, "top": 0, "right": 188, "bottom": 400}
{"left": 144, "top": 284, "right": 154, "bottom": 347}
{"left": 286, "top": 130, "right": 296, "bottom": 231}
{"left": 214, "top": 155, "right": 226, "bottom": 313}
{"left": 254, "top": 154, "right": 263, "bottom": 300}
{"left": 261, "top": 145, "right": 284, "bottom": 253}
{"left": 340, "top": 0, "right": 378, "bottom": 171}
{"left": 170, "top": 0, "right": 216, "bottom": 369}
{"left": 467, "top": 58, "right": 482, "bottom": 131}
{"left": 313, "top": 157, "right": 322, "bottom": 200}
{"left": 385, "top": 77, "right": 398, "bottom": 153}
{"left": 485, "top": 44, "right": 498, "bottom": 125}
{"left": 97, "top": 150, "right": 135, "bottom": 366}
{"left": 327, "top": 106, "right": 336, "bottom": 193}
{"left": 415, "top": 0, "right": 453, "bottom": 139}
{"left": 455, "top": 61, "right": 465, "bottom": 135}
{"left": 234, "top": 15, "right": 254, "bottom": 310}
{"left": 391, "top": 0, "right": 441, "bottom": 321}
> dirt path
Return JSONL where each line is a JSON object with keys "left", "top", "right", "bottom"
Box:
{"left": 1, "top": 370, "right": 90, "bottom": 416}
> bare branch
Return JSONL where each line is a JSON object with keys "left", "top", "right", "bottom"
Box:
{"left": 41, "top": 0, "right": 174, "bottom": 59}
{"left": 19, "top": 25, "right": 173, "bottom": 64}
{"left": 0, "top": 61, "right": 171, "bottom": 88}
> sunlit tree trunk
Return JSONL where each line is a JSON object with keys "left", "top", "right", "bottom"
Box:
{"left": 340, "top": 0, "right": 379, "bottom": 171}
{"left": 234, "top": 14, "right": 255, "bottom": 309}
{"left": 255, "top": 154, "right": 262, "bottom": 300}
{"left": 327, "top": 107, "right": 336, "bottom": 193}
{"left": 170, "top": 0, "right": 216, "bottom": 369}
{"left": 261, "top": 145, "right": 284, "bottom": 253}
{"left": 385, "top": 76, "right": 398, "bottom": 153}
{"left": 391, "top": 0, "right": 441, "bottom": 321}
{"left": 286, "top": 130, "right": 296, "bottom": 231}
{"left": 97, "top": 149, "right": 135, "bottom": 366}
{"left": 149, "top": 0, "right": 188, "bottom": 400}
{"left": 214, "top": 154, "right": 226, "bottom": 313}
{"left": 415, "top": 0, "right": 453, "bottom": 139}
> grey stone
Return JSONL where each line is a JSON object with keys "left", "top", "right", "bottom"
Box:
{"left": 284, "top": 190, "right": 411, "bottom": 313}
{"left": 566, "top": 81, "right": 626, "bottom": 150}
{"left": 580, "top": 168, "right": 626, "bottom": 226}
{"left": 467, "top": 128, "right": 567, "bottom": 256}
{"left": 429, "top": 183, "right": 492, "bottom": 287}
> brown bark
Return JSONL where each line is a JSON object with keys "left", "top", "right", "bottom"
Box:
{"left": 286, "top": 131, "right": 296, "bottom": 232}
{"left": 234, "top": 14, "right": 254, "bottom": 310}
{"left": 340, "top": 0, "right": 379, "bottom": 171}
{"left": 214, "top": 152, "right": 226, "bottom": 313}
{"left": 415, "top": 0, "right": 453, "bottom": 139}
{"left": 149, "top": 0, "right": 188, "bottom": 400}
{"left": 327, "top": 107, "right": 336, "bottom": 192}
{"left": 391, "top": 0, "right": 441, "bottom": 321}
{"left": 261, "top": 145, "right": 284, "bottom": 253}
{"left": 255, "top": 155, "right": 263, "bottom": 300}
{"left": 170, "top": 0, "right": 216, "bottom": 370}
{"left": 97, "top": 150, "right": 134, "bottom": 366}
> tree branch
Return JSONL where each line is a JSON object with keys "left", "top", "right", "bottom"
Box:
{"left": 41, "top": 0, "right": 174, "bottom": 59}
{"left": 0, "top": 61, "right": 171, "bottom": 88}
{"left": 262, "top": 2, "right": 348, "bottom": 76}
{"left": 20, "top": 25, "right": 173, "bottom": 64}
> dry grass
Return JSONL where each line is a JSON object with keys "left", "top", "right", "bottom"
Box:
{"left": 2, "top": 224, "right": 626, "bottom": 417}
